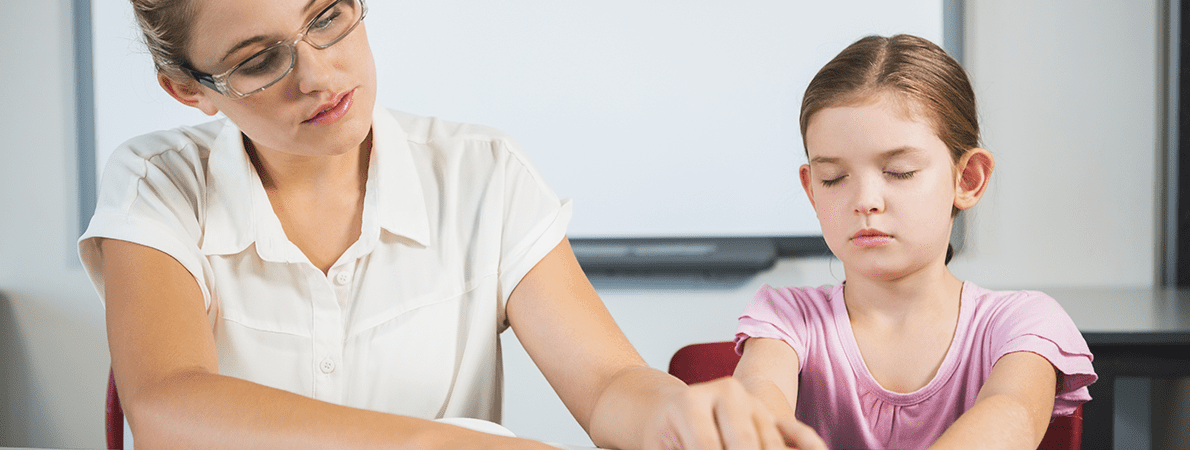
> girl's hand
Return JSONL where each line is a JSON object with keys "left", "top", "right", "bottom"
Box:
{"left": 643, "top": 378, "right": 828, "bottom": 450}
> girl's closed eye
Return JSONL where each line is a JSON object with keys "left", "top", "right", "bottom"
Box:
{"left": 821, "top": 174, "right": 847, "bottom": 187}
{"left": 885, "top": 170, "right": 917, "bottom": 180}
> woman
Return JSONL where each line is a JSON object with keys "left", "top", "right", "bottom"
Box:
{"left": 79, "top": 0, "right": 818, "bottom": 448}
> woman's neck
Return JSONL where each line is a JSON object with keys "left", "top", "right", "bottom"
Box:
{"left": 245, "top": 132, "right": 372, "bottom": 196}
{"left": 841, "top": 263, "right": 963, "bottom": 325}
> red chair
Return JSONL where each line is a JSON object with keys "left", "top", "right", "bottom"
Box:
{"left": 106, "top": 368, "right": 125, "bottom": 450}
{"left": 667, "top": 342, "right": 1082, "bottom": 450}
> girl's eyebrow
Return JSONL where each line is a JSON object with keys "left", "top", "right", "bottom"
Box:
{"left": 879, "top": 147, "right": 925, "bottom": 161}
{"left": 810, "top": 147, "right": 925, "bottom": 165}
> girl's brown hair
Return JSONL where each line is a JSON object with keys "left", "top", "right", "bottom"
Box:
{"left": 800, "top": 34, "right": 979, "bottom": 164}
{"left": 129, "top": 0, "right": 199, "bottom": 81}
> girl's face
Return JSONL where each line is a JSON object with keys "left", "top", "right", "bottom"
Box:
{"left": 800, "top": 94, "right": 960, "bottom": 282}
{"left": 180, "top": 0, "right": 377, "bottom": 158}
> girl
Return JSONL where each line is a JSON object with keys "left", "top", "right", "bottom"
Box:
{"left": 80, "top": 0, "right": 799, "bottom": 448}
{"left": 733, "top": 34, "right": 1096, "bottom": 449}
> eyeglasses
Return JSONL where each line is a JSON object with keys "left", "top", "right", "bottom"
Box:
{"left": 183, "top": 0, "right": 367, "bottom": 99}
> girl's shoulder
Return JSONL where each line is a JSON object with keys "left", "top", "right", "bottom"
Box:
{"left": 746, "top": 283, "right": 843, "bottom": 320}
{"left": 961, "top": 281, "right": 1086, "bottom": 352}
{"left": 753, "top": 283, "right": 842, "bottom": 304}
{"left": 961, "top": 282, "right": 1066, "bottom": 319}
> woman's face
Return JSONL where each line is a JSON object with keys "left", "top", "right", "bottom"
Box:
{"left": 800, "top": 94, "right": 959, "bottom": 282}
{"left": 183, "top": 0, "right": 377, "bottom": 157}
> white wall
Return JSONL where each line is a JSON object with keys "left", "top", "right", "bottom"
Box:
{"left": 0, "top": 0, "right": 1163, "bottom": 448}
{"left": 0, "top": 0, "right": 111, "bottom": 448}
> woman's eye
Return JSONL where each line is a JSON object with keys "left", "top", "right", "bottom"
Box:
{"left": 821, "top": 175, "right": 846, "bottom": 187}
{"left": 312, "top": 10, "right": 342, "bottom": 31}
{"left": 239, "top": 52, "right": 283, "bottom": 76}
{"left": 885, "top": 171, "right": 916, "bottom": 180}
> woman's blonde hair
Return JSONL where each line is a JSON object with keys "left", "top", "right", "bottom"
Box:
{"left": 129, "top": 0, "right": 199, "bottom": 81}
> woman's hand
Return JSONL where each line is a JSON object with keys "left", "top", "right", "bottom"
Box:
{"left": 643, "top": 377, "right": 827, "bottom": 450}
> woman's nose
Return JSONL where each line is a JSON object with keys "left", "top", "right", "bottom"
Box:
{"left": 292, "top": 42, "right": 335, "bottom": 94}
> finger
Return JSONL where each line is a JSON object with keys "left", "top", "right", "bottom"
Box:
{"left": 776, "top": 418, "right": 828, "bottom": 450}
{"left": 711, "top": 386, "right": 763, "bottom": 450}
{"left": 750, "top": 406, "right": 787, "bottom": 450}
{"left": 677, "top": 390, "right": 726, "bottom": 450}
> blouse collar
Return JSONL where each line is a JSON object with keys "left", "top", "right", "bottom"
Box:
{"left": 199, "top": 105, "right": 431, "bottom": 261}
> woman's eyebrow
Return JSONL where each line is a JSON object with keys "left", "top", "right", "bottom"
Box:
{"left": 218, "top": 0, "right": 325, "bottom": 64}
{"left": 220, "top": 35, "right": 275, "bottom": 63}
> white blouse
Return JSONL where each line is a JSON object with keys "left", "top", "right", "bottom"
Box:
{"left": 79, "top": 105, "right": 572, "bottom": 422}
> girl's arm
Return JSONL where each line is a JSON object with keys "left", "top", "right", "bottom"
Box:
{"left": 506, "top": 239, "right": 812, "bottom": 450}
{"left": 103, "top": 239, "right": 556, "bottom": 450}
{"left": 928, "top": 351, "right": 1058, "bottom": 450}
{"left": 733, "top": 338, "right": 827, "bottom": 449}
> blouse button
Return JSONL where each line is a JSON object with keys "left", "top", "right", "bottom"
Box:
{"left": 334, "top": 271, "right": 352, "bottom": 286}
{"left": 320, "top": 358, "right": 336, "bottom": 374}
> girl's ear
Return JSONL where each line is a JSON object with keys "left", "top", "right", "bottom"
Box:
{"left": 954, "top": 148, "right": 994, "bottom": 210}
{"left": 158, "top": 73, "right": 221, "bottom": 116}
{"left": 799, "top": 164, "right": 818, "bottom": 210}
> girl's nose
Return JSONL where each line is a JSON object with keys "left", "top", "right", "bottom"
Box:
{"left": 853, "top": 177, "right": 885, "bottom": 215}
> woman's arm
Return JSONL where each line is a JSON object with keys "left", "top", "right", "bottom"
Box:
{"left": 102, "top": 239, "right": 555, "bottom": 450}
{"left": 928, "top": 351, "right": 1058, "bottom": 450}
{"left": 506, "top": 238, "right": 814, "bottom": 450}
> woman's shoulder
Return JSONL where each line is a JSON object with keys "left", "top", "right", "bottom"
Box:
{"left": 105, "top": 117, "right": 228, "bottom": 179}
{"left": 378, "top": 107, "right": 545, "bottom": 183}
{"left": 382, "top": 108, "right": 515, "bottom": 147}
{"left": 95, "top": 118, "right": 232, "bottom": 218}
{"left": 113, "top": 118, "right": 228, "bottom": 163}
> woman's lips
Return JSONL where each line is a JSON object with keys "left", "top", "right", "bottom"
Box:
{"left": 851, "top": 229, "right": 892, "bottom": 247}
{"left": 304, "top": 90, "right": 354, "bottom": 125}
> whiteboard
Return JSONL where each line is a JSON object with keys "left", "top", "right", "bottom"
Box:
{"left": 92, "top": 0, "right": 945, "bottom": 239}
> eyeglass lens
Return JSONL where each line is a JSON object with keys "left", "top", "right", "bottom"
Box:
{"left": 227, "top": 0, "right": 362, "bottom": 95}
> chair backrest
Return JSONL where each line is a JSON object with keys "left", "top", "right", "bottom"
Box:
{"left": 666, "top": 342, "right": 1082, "bottom": 450}
{"left": 106, "top": 368, "right": 124, "bottom": 450}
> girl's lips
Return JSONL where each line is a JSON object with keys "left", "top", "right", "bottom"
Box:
{"left": 304, "top": 90, "right": 354, "bottom": 125}
{"left": 851, "top": 229, "right": 892, "bottom": 247}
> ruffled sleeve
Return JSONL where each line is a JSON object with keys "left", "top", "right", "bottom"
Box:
{"left": 989, "top": 291, "right": 1097, "bottom": 416}
{"left": 735, "top": 284, "right": 824, "bottom": 373}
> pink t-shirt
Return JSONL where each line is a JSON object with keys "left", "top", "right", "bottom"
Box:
{"left": 735, "top": 282, "right": 1096, "bottom": 449}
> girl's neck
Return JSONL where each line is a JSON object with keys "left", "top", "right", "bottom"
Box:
{"left": 245, "top": 132, "right": 373, "bottom": 196}
{"left": 841, "top": 263, "right": 964, "bottom": 325}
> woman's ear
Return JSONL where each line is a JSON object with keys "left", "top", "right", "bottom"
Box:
{"left": 799, "top": 164, "right": 817, "bottom": 210}
{"left": 954, "top": 148, "right": 994, "bottom": 210}
{"left": 158, "top": 73, "right": 220, "bottom": 116}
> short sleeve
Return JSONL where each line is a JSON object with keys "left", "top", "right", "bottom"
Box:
{"left": 493, "top": 137, "right": 572, "bottom": 306}
{"left": 735, "top": 285, "right": 815, "bottom": 373}
{"left": 78, "top": 130, "right": 213, "bottom": 309}
{"left": 990, "top": 291, "right": 1097, "bottom": 416}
